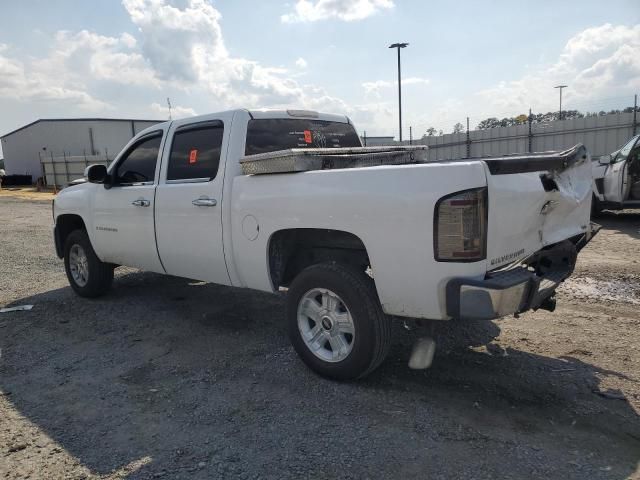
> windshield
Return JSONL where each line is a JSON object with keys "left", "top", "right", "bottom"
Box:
{"left": 613, "top": 135, "right": 639, "bottom": 163}
{"left": 245, "top": 118, "right": 362, "bottom": 156}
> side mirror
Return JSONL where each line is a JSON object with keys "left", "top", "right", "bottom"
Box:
{"left": 599, "top": 154, "right": 612, "bottom": 165}
{"left": 86, "top": 164, "right": 108, "bottom": 183}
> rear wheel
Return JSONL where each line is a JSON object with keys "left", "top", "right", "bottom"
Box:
{"left": 64, "top": 229, "right": 114, "bottom": 297}
{"left": 287, "top": 263, "right": 391, "bottom": 380}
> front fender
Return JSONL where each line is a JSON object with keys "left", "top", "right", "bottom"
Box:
{"left": 53, "top": 184, "right": 96, "bottom": 250}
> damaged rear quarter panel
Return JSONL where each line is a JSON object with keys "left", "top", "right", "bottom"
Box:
{"left": 484, "top": 153, "right": 592, "bottom": 269}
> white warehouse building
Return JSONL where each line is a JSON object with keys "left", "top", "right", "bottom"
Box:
{"left": 0, "top": 118, "right": 162, "bottom": 181}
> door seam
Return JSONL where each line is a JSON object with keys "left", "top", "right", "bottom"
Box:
{"left": 153, "top": 123, "right": 172, "bottom": 274}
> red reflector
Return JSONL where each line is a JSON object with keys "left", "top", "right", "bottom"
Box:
{"left": 189, "top": 149, "right": 198, "bottom": 164}
{"left": 304, "top": 130, "right": 312, "bottom": 144}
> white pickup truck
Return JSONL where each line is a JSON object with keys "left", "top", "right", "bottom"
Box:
{"left": 53, "top": 109, "right": 597, "bottom": 379}
{"left": 591, "top": 134, "right": 640, "bottom": 214}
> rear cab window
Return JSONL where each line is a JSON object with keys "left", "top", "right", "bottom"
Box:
{"left": 167, "top": 121, "right": 224, "bottom": 182}
{"left": 245, "top": 119, "right": 361, "bottom": 156}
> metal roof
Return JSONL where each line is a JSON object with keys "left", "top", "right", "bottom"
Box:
{"left": 1, "top": 118, "right": 164, "bottom": 139}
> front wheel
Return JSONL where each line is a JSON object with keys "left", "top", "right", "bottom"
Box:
{"left": 64, "top": 229, "right": 114, "bottom": 297}
{"left": 287, "top": 263, "right": 391, "bottom": 380}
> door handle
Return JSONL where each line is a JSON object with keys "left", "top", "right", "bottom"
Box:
{"left": 192, "top": 197, "right": 217, "bottom": 207}
{"left": 131, "top": 198, "right": 150, "bottom": 207}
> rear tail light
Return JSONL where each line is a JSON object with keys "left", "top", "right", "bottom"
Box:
{"left": 434, "top": 187, "right": 487, "bottom": 262}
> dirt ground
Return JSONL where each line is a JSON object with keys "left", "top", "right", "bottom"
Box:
{"left": 1, "top": 195, "right": 639, "bottom": 479}
{"left": 0, "top": 187, "right": 56, "bottom": 201}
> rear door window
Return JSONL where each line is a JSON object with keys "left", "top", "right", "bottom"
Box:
{"left": 245, "top": 119, "right": 361, "bottom": 156}
{"left": 167, "top": 121, "right": 224, "bottom": 181}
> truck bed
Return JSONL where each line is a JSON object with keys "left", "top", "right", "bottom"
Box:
{"left": 231, "top": 143, "right": 593, "bottom": 319}
{"left": 240, "top": 144, "right": 588, "bottom": 178}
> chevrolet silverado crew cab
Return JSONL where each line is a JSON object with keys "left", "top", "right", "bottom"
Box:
{"left": 591, "top": 134, "right": 640, "bottom": 214}
{"left": 53, "top": 109, "right": 597, "bottom": 380}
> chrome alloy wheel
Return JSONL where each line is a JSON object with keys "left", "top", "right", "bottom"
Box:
{"left": 69, "top": 244, "right": 89, "bottom": 287}
{"left": 297, "top": 288, "right": 356, "bottom": 363}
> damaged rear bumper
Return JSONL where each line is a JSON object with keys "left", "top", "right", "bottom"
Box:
{"left": 446, "top": 224, "right": 600, "bottom": 321}
{"left": 446, "top": 266, "right": 562, "bottom": 320}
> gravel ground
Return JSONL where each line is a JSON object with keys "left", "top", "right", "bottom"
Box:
{"left": 1, "top": 196, "right": 639, "bottom": 480}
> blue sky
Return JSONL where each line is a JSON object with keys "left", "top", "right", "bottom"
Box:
{"left": 1, "top": 0, "right": 639, "bottom": 157}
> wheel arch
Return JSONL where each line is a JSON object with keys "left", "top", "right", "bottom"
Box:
{"left": 267, "top": 228, "right": 372, "bottom": 290}
{"left": 54, "top": 214, "right": 87, "bottom": 258}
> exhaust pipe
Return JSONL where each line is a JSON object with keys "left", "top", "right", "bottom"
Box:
{"left": 408, "top": 337, "right": 437, "bottom": 370}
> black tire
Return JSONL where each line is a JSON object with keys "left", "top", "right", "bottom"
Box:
{"left": 64, "top": 229, "right": 114, "bottom": 298}
{"left": 287, "top": 263, "right": 391, "bottom": 380}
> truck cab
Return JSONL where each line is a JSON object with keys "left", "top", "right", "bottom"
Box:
{"left": 54, "top": 109, "right": 361, "bottom": 283}
{"left": 592, "top": 135, "right": 640, "bottom": 213}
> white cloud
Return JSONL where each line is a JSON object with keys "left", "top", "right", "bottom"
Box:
{"left": 281, "top": 0, "right": 394, "bottom": 23}
{"left": 0, "top": 28, "right": 159, "bottom": 114}
{"left": 122, "top": 0, "right": 296, "bottom": 104}
{"left": 120, "top": 0, "right": 363, "bottom": 114}
{"left": 363, "top": 77, "right": 430, "bottom": 97}
{"left": 0, "top": 0, "right": 366, "bottom": 121}
{"left": 477, "top": 24, "right": 640, "bottom": 113}
{"left": 0, "top": 44, "right": 111, "bottom": 110}
{"left": 45, "top": 30, "right": 160, "bottom": 87}
{"left": 122, "top": 0, "right": 227, "bottom": 82}
{"left": 348, "top": 101, "right": 394, "bottom": 134}
{"left": 120, "top": 32, "right": 137, "bottom": 48}
{"left": 405, "top": 24, "right": 640, "bottom": 136}
{"left": 150, "top": 102, "right": 197, "bottom": 118}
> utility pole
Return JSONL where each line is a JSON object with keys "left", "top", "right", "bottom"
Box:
{"left": 167, "top": 97, "right": 173, "bottom": 120}
{"left": 633, "top": 94, "right": 638, "bottom": 136}
{"left": 554, "top": 85, "right": 567, "bottom": 120}
{"left": 528, "top": 108, "right": 533, "bottom": 153}
{"left": 409, "top": 126, "right": 413, "bottom": 145}
{"left": 466, "top": 117, "right": 470, "bottom": 158}
{"left": 389, "top": 42, "right": 409, "bottom": 142}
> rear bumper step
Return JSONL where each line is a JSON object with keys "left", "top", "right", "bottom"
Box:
{"left": 446, "top": 239, "right": 584, "bottom": 320}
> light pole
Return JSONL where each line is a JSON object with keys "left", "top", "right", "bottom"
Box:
{"left": 554, "top": 85, "right": 567, "bottom": 120}
{"left": 389, "top": 42, "right": 409, "bottom": 142}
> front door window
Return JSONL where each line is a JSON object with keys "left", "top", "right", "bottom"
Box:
{"left": 114, "top": 134, "right": 162, "bottom": 185}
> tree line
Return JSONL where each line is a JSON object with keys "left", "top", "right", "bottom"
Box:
{"left": 422, "top": 106, "right": 638, "bottom": 138}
